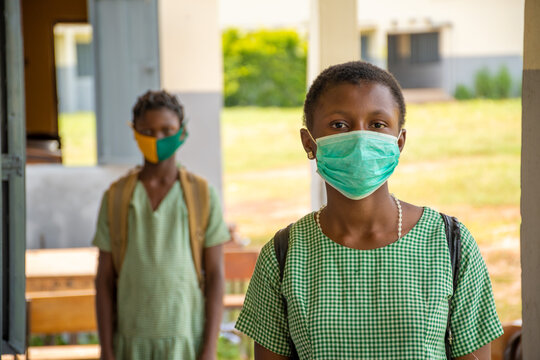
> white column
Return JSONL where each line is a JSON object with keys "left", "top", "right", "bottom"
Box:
{"left": 521, "top": 0, "right": 540, "bottom": 355}
{"left": 158, "top": 0, "right": 224, "bottom": 197}
{"left": 308, "top": 0, "right": 360, "bottom": 210}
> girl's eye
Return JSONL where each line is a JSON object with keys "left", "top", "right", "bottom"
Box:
{"left": 370, "top": 122, "right": 387, "bottom": 129}
{"left": 330, "top": 121, "right": 348, "bottom": 129}
{"left": 163, "top": 127, "right": 179, "bottom": 136}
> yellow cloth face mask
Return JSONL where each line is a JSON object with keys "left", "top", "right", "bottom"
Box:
{"left": 133, "top": 125, "right": 187, "bottom": 163}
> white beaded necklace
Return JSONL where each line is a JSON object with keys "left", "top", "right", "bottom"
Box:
{"left": 315, "top": 193, "right": 403, "bottom": 241}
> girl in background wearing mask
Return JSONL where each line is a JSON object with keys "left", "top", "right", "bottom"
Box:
{"left": 94, "top": 90, "right": 230, "bottom": 360}
{"left": 235, "top": 61, "right": 502, "bottom": 359}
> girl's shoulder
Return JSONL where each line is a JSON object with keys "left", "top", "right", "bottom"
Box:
{"left": 413, "top": 206, "right": 477, "bottom": 250}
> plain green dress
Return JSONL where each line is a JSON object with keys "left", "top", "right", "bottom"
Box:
{"left": 93, "top": 180, "right": 230, "bottom": 360}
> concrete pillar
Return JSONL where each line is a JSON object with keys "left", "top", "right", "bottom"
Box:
{"left": 158, "top": 0, "right": 224, "bottom": 196}
{"left": 521, "top": 0, "right": 540, "bottom": 353}
{"left": 308, "top": 0, "right": 360, "bottom": 209}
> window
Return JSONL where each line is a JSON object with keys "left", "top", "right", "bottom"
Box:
{"left": 388, "top": 31, "right": 440, "bottom": 64}
{"left": 360, "top": 34, "right": 374, "bottom": 63}
{"left": 410, "top": 32, "right": 440, "bottom": 63}
{"left": 76, "top": 42, "right": 94, "bottom": 77}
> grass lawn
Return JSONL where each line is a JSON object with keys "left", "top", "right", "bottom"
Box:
{"left": 59, "top": 98, "right": 522, "bottom": 323}
{"left": 58, "top": 112, "right": 97, "bottom": 166}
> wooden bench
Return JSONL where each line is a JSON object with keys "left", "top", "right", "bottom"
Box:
{"left": 24, "top": 247, "right": 259, "bottom": 359}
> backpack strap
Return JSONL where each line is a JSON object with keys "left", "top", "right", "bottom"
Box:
{"left": 179, "top": 167, "right": 210, "bottom": 290}
{"left": 273, "top": 224, "right": 299, "bottom": 359}
{"left": 440, "top": 213, "right": 462, "bottom": 360}
{"left": 107, "top": 166, "right": 210, "bottom": 291}
{"left": 274, "top": 224, "right": 292, "bottom": 282}
{"left": 108, "top": 167, "right": 141, "bottom": 274}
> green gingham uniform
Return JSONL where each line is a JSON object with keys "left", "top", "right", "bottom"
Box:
{"left": 235, "top": 207, "right": 502, "bottom": 359}
{"left": 93, "top": 180, "right": 230, "bottom": 360}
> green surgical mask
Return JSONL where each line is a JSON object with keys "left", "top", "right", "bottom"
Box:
{"left": 308, "top": 130, "right": 401, "bottom": 200}
{"left": 133, "top": 125, "right": 187, "bottom": 163}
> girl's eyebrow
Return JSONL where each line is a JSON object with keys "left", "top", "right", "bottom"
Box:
{"left": 324, "top": 109, "right": 393, "bottom": 118}
{"left": 367, "top": 109, "right": 393, "bottom": 118}
{"left": 323, "top": 110, "right": 351, "bottom": 117}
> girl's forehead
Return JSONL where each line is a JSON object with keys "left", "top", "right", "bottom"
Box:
{"left": 137, "top": 108, "right": 181, "bottom": 125}
{"left": 315, "top": 82, "right": 398, "bottom": 115}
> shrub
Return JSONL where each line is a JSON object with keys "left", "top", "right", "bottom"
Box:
{"left": 493, "top": 65, "right": 512, "bottom": 99}
{"left": 474, "top": 67, "right": 496, "bottom": 98}
{"left": 223, "top": 28, "right": 307, "bottom": 107}
{"left": 472, "top": 65, "right": 514, "bottom": 99}
{"left": 454, "top": 84, "right": 474, "bottom": 100}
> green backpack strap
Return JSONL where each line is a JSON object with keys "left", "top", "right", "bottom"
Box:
{"left": 107, "top": 167, "right": 141, "bottom": 275}
{"left": 179, "top": 167, "right": 210, "bottom": 290}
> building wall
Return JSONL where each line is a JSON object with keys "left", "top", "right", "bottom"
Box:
{"left": 26, "top": 165, "right": 130, "bottom": 249}
{"left": 358, "top": 0, "right": 524, "bottom": 94}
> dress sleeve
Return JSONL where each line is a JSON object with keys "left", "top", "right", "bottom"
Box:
{"left": 450, "top": 223, "right": 503, "bottom": 358}
{"left": 203, "top": 185, "right": 230, "bottom": 248}
{"left": 92, "top": 191, "right": 112, "bottom": 252}
{"left": 234, "top": 239, "right": 291, "bottom": 356}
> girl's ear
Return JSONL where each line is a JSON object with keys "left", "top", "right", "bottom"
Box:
{"left": 398, "top": 128, "right": 406, "bottom": 153}
{"left": 300, "top": 128, "right": 317, "bottom": 159}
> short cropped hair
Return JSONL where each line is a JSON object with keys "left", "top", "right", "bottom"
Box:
{"left": 132, "top": 90, "right": 184, "bottom": 124}
{"left": 303, "top": 61, "right": 406, "bottom": 130}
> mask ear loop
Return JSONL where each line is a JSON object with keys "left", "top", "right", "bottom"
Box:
{"left": 304, "top": 128, "right": 317, "bottom": 160}
{"left": 305, "top": 128, "right": 317, "bottom": 144}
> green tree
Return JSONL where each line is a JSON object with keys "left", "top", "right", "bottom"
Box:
{"left": 223, "top": 28, "right": 307, "bottom": 107}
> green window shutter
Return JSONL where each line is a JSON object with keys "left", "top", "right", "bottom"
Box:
{"left": 0, "top": 0, "right": 26, "bottom": 355}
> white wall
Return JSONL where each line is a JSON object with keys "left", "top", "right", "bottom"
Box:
{"left": 358, "top": 0, "right": 524, "bottom": 58}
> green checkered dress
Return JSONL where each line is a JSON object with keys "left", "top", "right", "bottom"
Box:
{"left": 235, "top": 207, "right": 502, "bottom": 359}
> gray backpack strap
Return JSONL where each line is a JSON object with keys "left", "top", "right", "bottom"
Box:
{"left": 441, "top": 213, "right": 462, "bottom": 360}
{"left": 273, "top": 224, "right": 298, "bottom": 359}
{"left": 274, "top": 224, "right": 292, "bottom": 282}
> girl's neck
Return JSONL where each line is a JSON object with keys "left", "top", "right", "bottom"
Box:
{"left": 322, "top": 183, "right": 398, "bottom": 236}
{"left": 139, "top": 156, "right": 178, "bottom": 182}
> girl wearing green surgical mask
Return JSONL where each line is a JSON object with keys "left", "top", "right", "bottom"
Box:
{"left": 94, "top": 90, "right": 230, "bottom": 360}
{"left": 235, "top": 61, "right": 502, "bottom": 360}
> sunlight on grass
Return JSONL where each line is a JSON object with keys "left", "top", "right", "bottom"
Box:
{"left": 221, "top": 107, "right": 305, "bottom": 173}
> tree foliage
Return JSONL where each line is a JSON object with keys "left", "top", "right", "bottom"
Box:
{"left": 223, "top": 28, "right": 307, "bottom": 107}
